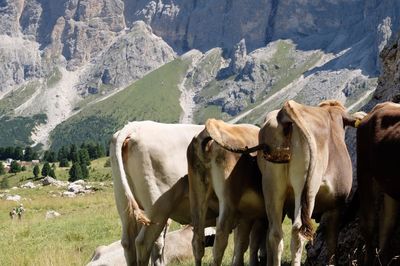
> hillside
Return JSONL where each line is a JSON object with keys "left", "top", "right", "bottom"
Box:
{"left": 0, "top": 0, "right": 399, "bottom": 148}
{"left": 49, "top": 58, "right": 189, "bottom": 150}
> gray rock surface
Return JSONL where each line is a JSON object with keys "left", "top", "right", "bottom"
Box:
{"left": 80, "top": 21, "right": 175, "bottom": 92}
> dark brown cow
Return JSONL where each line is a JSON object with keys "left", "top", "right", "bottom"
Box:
{"left": 357, "top": 102, "right": 400, "bottom": 265}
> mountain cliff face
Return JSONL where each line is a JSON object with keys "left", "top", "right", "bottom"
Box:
{"left": 0, "top": 0, "right": 400, "bottom": 148}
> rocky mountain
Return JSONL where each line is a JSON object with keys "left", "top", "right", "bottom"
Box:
{"left": 0, "top": 0, "right": 400, "bottom": 149}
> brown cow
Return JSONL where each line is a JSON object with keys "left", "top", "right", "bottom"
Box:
{"left": 357, "top": 101, "right": 400, "bottom": 265}
{"left": 188, "top": 119, "right": 267, "bottom": 266}
{"left": 242, "top": 100, "right": 358, "bottom": 266}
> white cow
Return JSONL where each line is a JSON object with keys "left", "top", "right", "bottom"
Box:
{"left": 110, "top": 121, "right": 204, "bottom": 266}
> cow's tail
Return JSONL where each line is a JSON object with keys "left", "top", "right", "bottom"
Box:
{"left": 111, "top": 123, "right": 151, "bottom": 225}
{"left": 279, "top": 100, "right": 315, "bottom": 240}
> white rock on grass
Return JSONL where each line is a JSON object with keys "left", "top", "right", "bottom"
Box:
{"left": 62, "top": 191, "right": 76, "bottom": 198}
{"left": 73, "top": 180, "right": 85, "bottom": 185}
{"left": 46, "top": 210, "right": 61, "bottom": 219}
{"left": 42, "top": 176, "right": 56, "bottom": 186}
{"left": 67, "top": 184, "right": 84, "bottom": 193}
{"left": 6, "top": 195, "right": 21, "bottom": 201}
{"left": 21, "top": 181, "right": 36, "bottom": 189}
{"left": 42, "top": 176, "right": 68, "bottom": 187}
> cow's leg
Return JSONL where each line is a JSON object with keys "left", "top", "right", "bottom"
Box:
{"left": 190, "top": 180, "right": 212, "bottom": 266}
{"left": 231, "top": 219, "right": 253, "bottom": 266}
{"left": 378, "top": 193, "right": 399, "bottom": 265}
{"left": 260, "top": 163, "right": 286, "bottom": 266}
{"left": 358, "top": 177, "right": 378, "bottom": 266}
{"left": 322, "top": 209, "right": 340, "bottom": 265}
{"left": 151, "top": 224, "right": 169, "bottom": 266}
{"left": 290, "top": 198, "right": 306, "bottom": 266}
{"left": 136, "top": 177, "right": 189, "bottom": 266}
{"left": 121, "top": 217, "right": 140, "bottom": 266}
{"left": 212, "top": 203, "right": 236, "bottom": 266}
{"left": 289, "top": 170, "right": 317, "bottom": 266}
{"left": 249, "top": 219, "right": 267, "bottom": 266}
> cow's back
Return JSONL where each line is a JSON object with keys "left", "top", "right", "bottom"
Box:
{"left": 122, "top": 122, "right": 204, "bottom": 208}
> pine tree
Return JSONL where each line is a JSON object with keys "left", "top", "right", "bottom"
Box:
{"left": 23, "top": 147, "right": 37, "bottom": 161}
{"left": 41, "top": 162, "right": 51, "bottom": 177}
{"left": 59, "top": 158, "right": 69, "bottom": 167}
{"left": 33, "top": 165, "right": 40, "bottom": 178}
{"left": 57, "top": 146, "right": 68, "bottom": 162}
{"left": 0, "top": 162, "right": 5, "bottom": 175}
{"left": 80, "top": 163, "right": 89, "bottom": 179}
{"left": 49, "top": 168, "right": 56, "bottom": 179}
{"left": 79, "top": 148, "right": 90, "bottom": 166}
{"left": 69, "top": 163, "right": 82, "bottom": 182}
{"left": 9, "top": 161, "right": 22, "bottom": 173}
{"left": 13, "top": 147, "right": 23, "bottom": 160}
{"left": 96, "top": 143, "right": 105, "bottom": 158}
{"left": 69, "top": 144, "right": 79, "bottom": 163}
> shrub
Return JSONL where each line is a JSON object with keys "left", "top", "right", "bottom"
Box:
{"left": 0, "top": 162, "right": 5, "bottom": 175}
{"left": 49, "top": 168, "right": 56, "bottom": 179}
{"left": 59, "top": 158, "right": 69, "bottom": 167}
{"left": 33, "top": 165, "right": 40, "bottom": 178}
{"left": 104, "top": 158, "right": 111, "bottom": 167}
{"left": 9, "top": 161, "right": 22, "bottom": 173}
{"left": 0, "top": 177, "right": 9, "bottom": 189}
{"left": 69, "top": 163, "right": 82, "bottom": 182}
{"left": 41, "top": 162, "right": 51, "bottom": 177}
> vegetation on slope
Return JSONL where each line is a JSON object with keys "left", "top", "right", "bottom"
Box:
{"left": 0, "top": 114, "right": 47, "bottom": 147}
{"left": 0, "top": 81, "right": 41, "bottom": 116}
{"left": 50, "top": 58, "right": 190, "bottom": 150}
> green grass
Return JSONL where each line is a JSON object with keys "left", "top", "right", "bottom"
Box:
{"left": 50, "top": 58, "right": 190, "bottom": 150}
{"left": 0, "top": 156, "right": 305, "bottom": 265}
{"left": 0, "top": 184, "right": 120, "bottom": 266}
{"left": 0, "top": 81, "right": 41, "bottom": 116}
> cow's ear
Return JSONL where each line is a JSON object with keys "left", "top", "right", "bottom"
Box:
{"left": 343, "top": 111, "right": 367, "bottom": 128}
{"left": 342, "top": 113, "right": 358, "bottom": 128}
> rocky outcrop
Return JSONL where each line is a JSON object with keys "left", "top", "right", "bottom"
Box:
{"left": 80, "top": 21, "right": 175, "bottom": 92}
{"left": 374, "top": 33, "right": 400, "bottom": 102}
{"left": 306, "top": 32, "right": 400, "bottom": 265}
{"left": 0, "top": 36, "right": 42, "bottom": 92}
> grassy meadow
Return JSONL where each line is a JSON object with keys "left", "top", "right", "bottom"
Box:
{"left": 0, "top": 157, "right": 297, "bottom": 265}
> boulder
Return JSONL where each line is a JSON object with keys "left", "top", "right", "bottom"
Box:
{"left": 42, "top": 176, "right": 56, "bottom": 186}
{"left": 73, "top": 179, "right": 86, "bottom": 185}
{"left": 42, "top": 176, "right": 68, "bottom": 187}
{"left": 45, "top": 210, "right": 61, "bottom": 219}
{"left": 87, "top": 240, "right": 126, "bottom": 266}
{"left": 6, "top": 195, "right": 21, "bottom": 201}
{"left": 87, "top": 226, "right": 214, "bottom": 265}
{"left": 67, "top": 183, "right": 84, "bottom": 193}
{"left": 21, "top": 181, "right": 36, "bottom": 189}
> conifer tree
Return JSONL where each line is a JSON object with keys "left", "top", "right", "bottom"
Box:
{"left": 33, "top": 165, "right": 39, "bottom": 178}
{"left": 41, "top": 162, "right": 51, "bottom": 176}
